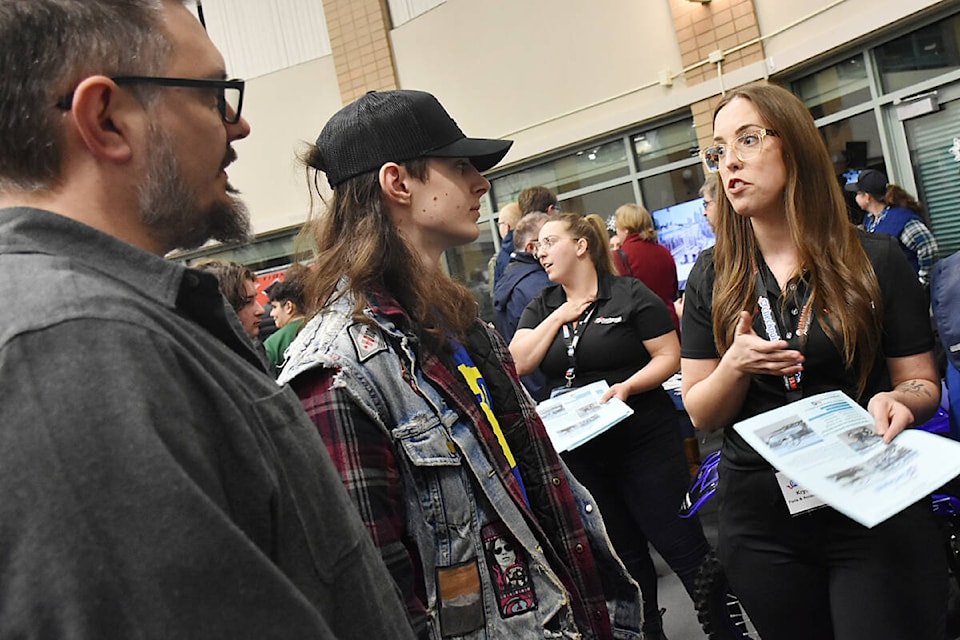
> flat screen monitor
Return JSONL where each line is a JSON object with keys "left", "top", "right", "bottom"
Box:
{"left": 650, "top": 197, "right": 715, "bottom": 290}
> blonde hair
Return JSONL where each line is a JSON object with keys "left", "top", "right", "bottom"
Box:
{"left": 614, "top": 203, "right": 657, "bottom": 242}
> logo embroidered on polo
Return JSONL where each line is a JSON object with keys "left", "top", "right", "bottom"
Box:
{"left": 593, "top": 315, "right": 623, "bottom": 325}
{"left": 348, "top": 323, "right": 387, "bottom": 363}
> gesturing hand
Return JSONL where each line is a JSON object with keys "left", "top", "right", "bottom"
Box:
{"left": 722, "top": 311, "right": 805, "bottom": 378}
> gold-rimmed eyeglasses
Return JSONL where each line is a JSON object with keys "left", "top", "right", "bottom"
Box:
{"left": 532, "top": 235, "right": 570, "bottom": 253}
{"left": 700, "top": 128, "right": 777, "bottom": 173}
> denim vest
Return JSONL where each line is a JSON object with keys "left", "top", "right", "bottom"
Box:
{"left": 279, "top": 292, "right": 642, "bottom": 640}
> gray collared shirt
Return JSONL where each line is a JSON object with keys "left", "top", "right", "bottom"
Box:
{"left": 0, "top": 207, "right": 415, "bottom": 639}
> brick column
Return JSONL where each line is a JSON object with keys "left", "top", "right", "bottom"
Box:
{"left": 669, "top": 0, "right": 767, "bottom": 155}
{"left": 322, "top": 0, "right": 398, "bottom": 105}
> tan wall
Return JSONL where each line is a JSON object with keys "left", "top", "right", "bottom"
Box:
{"left": 390, "top": 0, "right": 687, "bottom": 164}
{"left": 229, "top": 0, "right": 958, "bottom": 235}
{"left": 228, "top": 56, "right": 345, "bottom": 234}
{"left": 757, "top": 0, "right": 946, "bottom": 73}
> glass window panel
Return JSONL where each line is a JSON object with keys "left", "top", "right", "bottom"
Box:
{"left": 181, "top": 229, "right": 300, "bottom": 272}
{"left": 639, "top": 165, "right": 705, "bottom": 212}
{"left": 816, "top": 112, "right": 882, "bottom": 224}
{"left": 558, "top": 182, "right": 636, "bottom": 225}
{"left": 792, "top": 55, "right": 871, "bottom": 119}
{"left": 444, "top": 220, "right": 496, "bottom": 323}
{"left": 489, "top": 139, "right": 628, "bottom": 208}
{"left": 905, "top": 98, "right": 960, "bottom": 256}
{"left": 632, "top": 117, "right": 699, "bottom": 171}
{"left": 877, "top": 13, "right": 960, "bottom": 93}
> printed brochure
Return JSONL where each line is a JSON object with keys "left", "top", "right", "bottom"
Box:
{"left": 536, "top": 380, "right": 633, "bottom": 452}
{"left": 733, "top": 390, "right": 960, "bottom": 528}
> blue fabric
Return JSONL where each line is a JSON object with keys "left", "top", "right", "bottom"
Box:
{"left": 866, "top": 206, "right": 922, "bottom": 274}
{"left": 492, "top": 253, "right": 552, "bottom": 401}
{"left": 948, "top": 362, "right": 960, "bottom": 441}
{"left": 450, "top": 341, "right": 530, "bottom": 505}
{"left": 932, "top": 251, "right": 960, "bottom": 372}
{"left": 493, "top": 230, "right": 514, "bottom": 284}
{"left": 934, "top": 252, "right": 960, "bottom": 440}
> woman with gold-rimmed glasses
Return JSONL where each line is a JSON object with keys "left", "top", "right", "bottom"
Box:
{"left": 681, "top": 83, "right": 943, "bottom": 640}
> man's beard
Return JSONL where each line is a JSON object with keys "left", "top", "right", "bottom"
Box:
{"left": 138, "top": 126, "right": 251, "bottom": 253}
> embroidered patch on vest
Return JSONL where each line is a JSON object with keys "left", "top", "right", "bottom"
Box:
{"left": 436, "top": 560, "right": 485, "bottom": 636}
{"left": 482, "top": 521, "right": 537, "bottom": 618}
{"left": 348, "top": 323, "right": 387, "bottom": 363}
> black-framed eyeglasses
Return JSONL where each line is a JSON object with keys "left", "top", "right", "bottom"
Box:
{"left": 700, "top": 128, "right": 777, "bottom": 173}
{"left": 56, "top": 76, "right": 245, "bottom": 125}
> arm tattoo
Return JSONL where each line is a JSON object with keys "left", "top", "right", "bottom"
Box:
{"left": 895, "top": 379, "right": 933, "bottom": 399}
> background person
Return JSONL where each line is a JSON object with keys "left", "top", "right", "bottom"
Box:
{"left": 493, "top": 211, "right": 552, "bottom": 401}
{"left": 675, "top": 173, "right": 720, "bottom": 323}
{"left": 278, "top": 89, "right": 644, "bottom": 640}
{"left": 489, "top": 201, "right": 523, "bottom": 287}
{"left": 0, "top": 1, "right": 414, "bottom": 637}
{"left": 846, "top": 168, "right": 938, "bottom": 286}
{"left": 518, "top": 185, "right": 560, "bottom": 215}
{"left": 681, "top": 83, "right": 944, "bottom": 640}
{"left": 700, "top": 172, "right": 719, "bottom": 233}
{"left": 510, "top": 213, "right": 710, "bottom": 640}
{"left": 612, "top": 203, "right": 680, "bottom": 335}
{"left": 264, "top": 278, "right": 307, "bottom": 375}
{"left": 194, "top": 260, "right": 265, "bottom": 339}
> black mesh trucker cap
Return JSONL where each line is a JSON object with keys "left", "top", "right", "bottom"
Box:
{"left": 313, "top": 90, "right": 513, "bottom": 187}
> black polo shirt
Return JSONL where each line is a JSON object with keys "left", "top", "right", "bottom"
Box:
{"left": 681, "top": 230, "right": 933, "bottom": 470}
{"left": 518, "top": 272, "right": 676, "bottom": 408}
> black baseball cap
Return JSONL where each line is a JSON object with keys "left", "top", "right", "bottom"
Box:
{"left": 313, "top": 89, "right": 513, "bottom": 187}
{"left": 844, "top": 169, "right": 888, "bottom": 197}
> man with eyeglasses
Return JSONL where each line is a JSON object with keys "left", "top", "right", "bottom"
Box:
{"left": 0, "top": 2, "right": 413, "bottom": 638}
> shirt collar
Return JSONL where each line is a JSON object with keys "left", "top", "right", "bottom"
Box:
{"left": 542, "top": 271, "right": 614, "bottom": 307}
{"left": 0, "top": 207, "right": 187, "bottom": 309}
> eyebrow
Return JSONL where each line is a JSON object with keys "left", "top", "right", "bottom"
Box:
{"left": 713, "top": 123, "right": 767, "bottom": 142}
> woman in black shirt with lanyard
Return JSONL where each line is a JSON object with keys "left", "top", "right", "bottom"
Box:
{"left": 681, "top": 83, "right": 944, "bottom": 640}
{"left": 510, "top": 213, "right": 709, "bottom": 640}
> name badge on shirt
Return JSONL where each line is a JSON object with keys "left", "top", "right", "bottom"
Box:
{"left": 775, "top": 471, "right": 827, "bottom": 516}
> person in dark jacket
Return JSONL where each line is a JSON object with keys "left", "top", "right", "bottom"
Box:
{"left": 494, "top": 211, "right": 552, "bottom": 401}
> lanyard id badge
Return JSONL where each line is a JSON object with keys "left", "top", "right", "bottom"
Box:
{"left": 560, "top": 301, "right": 597, "bottom": 388}
{"left": 753, "top": 266, "right": 813, "bottom": 401}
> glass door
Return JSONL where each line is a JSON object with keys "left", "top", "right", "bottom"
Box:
{"left": 901, "top": 86, "right": 960, "bottom": 257}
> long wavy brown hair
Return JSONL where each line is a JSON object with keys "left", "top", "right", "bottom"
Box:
{"left": 710, "top": 84, "right": 882, "bottom": 397}
{"left": 297, "top": 150, "right": 478, "bottom": 352}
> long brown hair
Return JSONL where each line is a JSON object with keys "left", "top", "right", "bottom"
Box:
{"left": 298, "top": 149, "right": 478, "bottom": 351}
{"left": 710, "top": 83, "right": 882, "bottom": 397}
{"left": 884, "top": 184, "right": 924, "bottom": 216}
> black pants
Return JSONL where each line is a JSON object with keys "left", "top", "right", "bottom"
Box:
{"left": 563, "top": 404, "right": 710, "bottom": 628}
{"left": 718, "top": 466, "right": 948, "bottom": 640}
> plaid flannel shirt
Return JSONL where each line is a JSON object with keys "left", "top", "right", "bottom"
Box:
{"left": 290, "top": 291, "right": 620, "bottom": 639}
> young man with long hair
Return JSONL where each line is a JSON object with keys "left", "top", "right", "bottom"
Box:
{"left": 278, "top": 89, "right": 643, "bottom": 640}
